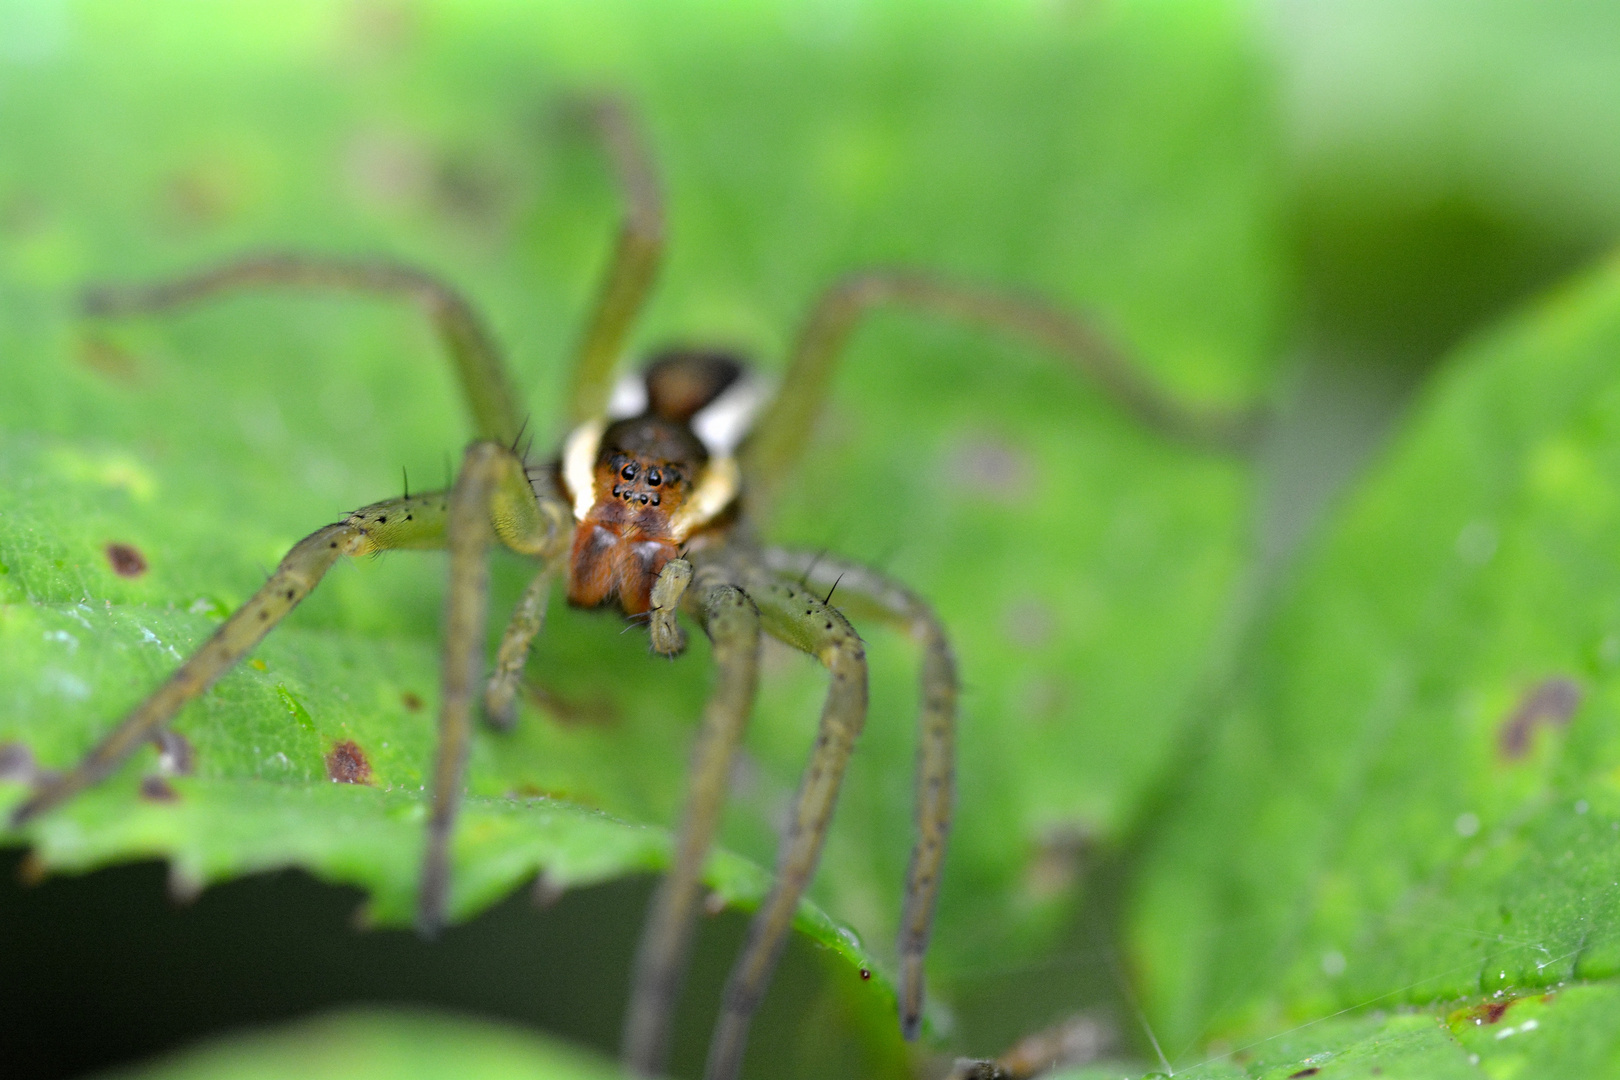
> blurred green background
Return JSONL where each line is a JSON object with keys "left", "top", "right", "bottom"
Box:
{"left": 5, "top": 0, "right": 1620, "bottom": 1078}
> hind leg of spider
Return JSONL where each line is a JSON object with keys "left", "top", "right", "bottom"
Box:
{"left": 742, "top": 270, "right": 1269, "bottom": 518}
{"left": 701, "top": 564, "right": 869, "bottom": 1080}
{"left": 623, "top": 560, "right": 759, "bottom": 1077}
{"left": 760, "top": 547, "right": 957, "bottom": 1040}
{"left": 7, "top": 489, "right": 455, "bottom": 827}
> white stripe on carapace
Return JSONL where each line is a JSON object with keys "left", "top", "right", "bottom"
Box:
{"left": 606, "top": 370, "right": 648, "bottom": 419}
{"left": 692, "top": 371, "right": 773, "bottom": 456}
{"left": 562, "top": 418, "right": 607, "bottom": 522}
{"left": 669, "top": 455, "right": 741, "bottom": 542}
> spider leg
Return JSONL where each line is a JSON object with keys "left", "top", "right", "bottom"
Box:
{"left": 759, "top": 547, "right": 957, "bottom": 1040}
{"left": 83, "top": 255, "right": 529, "bottom": 448}
{"left": 420, "top": 441, "right": 565, "bottom": 934}
{"left": 564, "top": 94, "right": 666, "bottom": 424}
{"left": 742, "top": 271, "right": 1269, "bottom": 517}
{"left": 623, "top": 561, "right": 759, "bottom": 1076}
{"left": 703, "top": 565, "right": 869, "bottom": 1080}
{"left": 8, "top": 488, "right": 456, "bottom": 827}
{"left": 482, "top": 566, "right": 557, "bottom": 731}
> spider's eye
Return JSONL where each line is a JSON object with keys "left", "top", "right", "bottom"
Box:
{"left": 647, "top": 468, "right": 662, "bottom": 487}
{"left": 620, "top": 463, "right": 637, "bottom": 481}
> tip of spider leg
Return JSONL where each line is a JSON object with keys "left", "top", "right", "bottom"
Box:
{"left": 900, "top": 1012, "right": 921, "bottom": 1042}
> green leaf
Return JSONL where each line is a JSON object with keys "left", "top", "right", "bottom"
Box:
{"left": 1130, "top": 249, "right": 1620, "bottom": 1060}
{"left": 90, "top": 1008, "right": 628, "bottom": 1080}
{"left": 0, "top": 0, "right": 1277, "bottom": 1036}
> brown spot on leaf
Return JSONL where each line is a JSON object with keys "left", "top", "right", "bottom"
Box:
{"left": 78, "top": 335, "right": 142, "bottom": 384}
{"left": 139, "top": 775, "right": 179, "bottom": 802}
{"left": 1498, "top": 676, "right": 1582, "bottom": 760}
{"left": 400, "top": 691, "right": 423, "bottom": 712}
{"left": 325, "top": 740, "right": 372, "bottom": 784}
{"left": 105, "top": 542, "right": 148, "bottom": 578}
{"left": 1288, "top": 1070, "right": 1319, "bottom": 1078}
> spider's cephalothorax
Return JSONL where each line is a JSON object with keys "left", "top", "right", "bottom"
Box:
{"left": 10, "top": 97, "right": 1263, "bottom": 1080}
{"left": 562, "top": 350, "right": 756, "bottom": 615}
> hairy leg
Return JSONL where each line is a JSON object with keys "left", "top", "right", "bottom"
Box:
{"left": 419, "top": 440, "right": 562, "bottom": 933}
{"left": 483, "top": 566, "right": 557, "bottom": 731}
{"left": 743, "top": 271, "right": 1269, "bottom": 517}
{"left": 703, "top": 563, "right": 869, "bottom": 1080}
{"left": 623, "top": 561, "right": 759, "bottom": 1076}
{"left": 84, "top": 255, "right": 529, "bottom": 448}
{"left": 760, "top": 547, "right": 958, "bottom": 1040}
{"left": 8, "top": 489, "right": 454, "bottom": 827}
{"left": 565, "top": 94, "right": 666, "bottom": 424}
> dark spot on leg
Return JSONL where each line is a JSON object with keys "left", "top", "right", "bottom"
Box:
{"left": 1498, "top": 676, "right": 1582, "bottom": 760}
{"left": 139, "top": 775, "right": 180, "bottom": 802}
{"left": 325, "top": 740, "right": 372, "bottom": 784}
{"left": 401, "top": 691, "right": 423, "bottom": 712}
{"left": 105, "top": 542, "right": 148, "bottom": 578}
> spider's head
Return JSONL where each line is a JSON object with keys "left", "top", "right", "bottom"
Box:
{"left": 560, "top": 349, "right": 765, "bottom": 615}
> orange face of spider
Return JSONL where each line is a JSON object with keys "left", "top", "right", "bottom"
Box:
{"left": 562, "top": 349, "right": 757, "bottom": 616}
{"left": 566, "top": 422, "right": 699, "bottom": 614}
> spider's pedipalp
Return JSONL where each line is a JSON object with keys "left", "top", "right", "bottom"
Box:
{"left": 647, "top": 557, "right": 693, "bottom": 658}
{"left": 624, "top": 573, "right": 760, "bottom": 1076}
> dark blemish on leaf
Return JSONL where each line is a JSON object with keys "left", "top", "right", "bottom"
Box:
{"left": 1464, "top": 999, "right": 1512, "bottom": 1025}
{"left": 1288, "top": 1070, "right": 1319, "bottom": 1078}
{"left": 401, "top": 691, "right": 423, "bottom": 712}
{"left": 1498, "top": 676, "right": 1582, "bottom": 760}
{"left": 78, "top": 335, "right": 142, "bottom": 384}
{"left": 859, "top": 968, "right": 871, "bottom": 980}
{"left": 325, "top": 740, "right": 372, "bottom": 784}
{"left": 139, "top": 775, "right": 179, "bottom": 802}
{"left": 105, "top": 542, "right": 148, "bottom": 578}
{"left": 153, "top": 730, "right": 194, "bottom": 776}
{"left": 0, "top": 742, "right": 36, "bottom": 783}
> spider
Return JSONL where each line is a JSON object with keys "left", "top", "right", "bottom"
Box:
{"left": 5, "top": 98, "right": 1260, "bottom": 1079}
